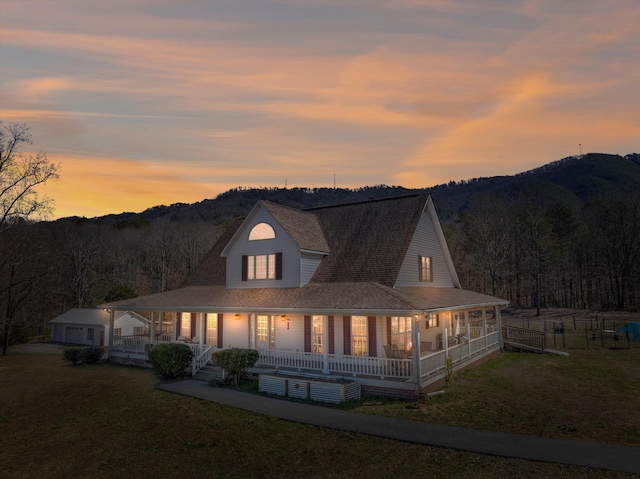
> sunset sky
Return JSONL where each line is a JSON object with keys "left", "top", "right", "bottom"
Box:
{"left": 1, "top": 0, "right": 638, "bottom": 219}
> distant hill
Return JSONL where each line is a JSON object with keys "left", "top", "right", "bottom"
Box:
{"left": 60, "top": 152, "right": 640, "bottom": 225}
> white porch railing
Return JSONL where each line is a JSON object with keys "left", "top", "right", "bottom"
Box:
{"left": 113, "top": 328, "right": 502, "bottom": 384}
{"left": 112, "top": 335, "right": 212, "bottom": 374}
{"left": 419, "top": 330, "right": 500, "bottom": 383}
{"left": 192, "top": 345, "right": 214, "bottom": 376}
{"left": 257, "top": 350, "right": 413, "bottom": 379}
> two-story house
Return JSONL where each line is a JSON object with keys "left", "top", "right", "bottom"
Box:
{"left": 102, "top": 193, "right": 508, "bottom": 398}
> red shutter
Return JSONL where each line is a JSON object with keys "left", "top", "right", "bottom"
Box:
{"left": 368, "top": 316, "right": 377, "bottom": 357}
{"left": 328, "top": 315, "right": 335, "bottom": 354}
{"left": 343, "top": 316, "right": 351, "bottom": 355}
{"left": 275, "top": 252, "right": 283, "bottom": 280}
{"left": 241, "top": 255, "right": 248, "bottom": 281}
{"left": 176, "top": 312, "right": 182, "bottom": 339}
{"left": 191, "top": 313, "right": 197, "bottom": 338}
{"left": 217, "top": 314, "right": 223, "bottom": 348}
{"left": 304, "top": 315, "right": 311, "bottom": 352}
{"left": 386, "top": 317, "right": 392, "bottom": 347}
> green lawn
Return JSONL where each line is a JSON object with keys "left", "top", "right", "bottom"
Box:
{"left": 1, "top": 348, "right": 637, "bottom": 479}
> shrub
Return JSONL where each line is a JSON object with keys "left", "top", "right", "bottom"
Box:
{"left": 212, "top": 348, "right": 259, "bottom": 386}
{"left": 63, "top": 347, "right": 83, "bottom": 365}
{"left": 148, "top": 343, "right": 194, "bottom": 380}
{"left": 81, "top": 346, "right": 105, "bottom": 364}
{"left": 63, "top": 346, "right": 105, "bottom": 365}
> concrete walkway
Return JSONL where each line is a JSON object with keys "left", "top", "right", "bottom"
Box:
{"left": 158, "top": 379, "right": 640, "bottom": 475}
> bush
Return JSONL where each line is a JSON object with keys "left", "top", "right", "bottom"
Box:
{"left": 212, "top": 348, "right": 259, "bottom": 386}
{"left": 63, "top": 347, "right": 83, "bottom": 365}
{"left": 63, "top": 346, "right": 104, "bottom": 365}
{"left": 81, "top": 346, "right": 105, "bottom": 364}
{"left": 148, "top": 343, "right": 194, "bottom": 380}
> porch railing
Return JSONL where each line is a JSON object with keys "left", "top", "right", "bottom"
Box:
{"left": 419, "top": 330, "right": 500, "bottom": 383}
{"left": 501, "top": 325, "right": 545, "bottom": 351}
{"left": 257, "top": 349, "right": 413, "bottom": 379}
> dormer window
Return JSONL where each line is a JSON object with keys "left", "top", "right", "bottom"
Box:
{"left": 242, "top": 253, "right": 283, "bottom": 281}
{"left": 249, "top": 222, "right": 276, "bottom": 241}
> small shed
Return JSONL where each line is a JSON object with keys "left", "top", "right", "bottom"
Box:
{"left": 50, "top": 309, "right": 147, "bottom": 346}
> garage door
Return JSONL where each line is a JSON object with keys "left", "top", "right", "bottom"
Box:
{"left": 65, "top": 326, "right": 83, "bottom": 344}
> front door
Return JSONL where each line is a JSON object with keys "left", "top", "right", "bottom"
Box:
{"left": 256, "top": 315, "right": 275, "bottom": 350}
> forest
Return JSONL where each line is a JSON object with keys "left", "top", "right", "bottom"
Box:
{"left": 1, "top": 150, "right": 639, "bottom": 347}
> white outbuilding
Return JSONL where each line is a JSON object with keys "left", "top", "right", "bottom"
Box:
{"left": 50, "top": 309, "right": 147, "bottom": 346}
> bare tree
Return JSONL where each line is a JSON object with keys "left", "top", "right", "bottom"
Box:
{"left": 0, "top": 122, "right": 59, "bottom": 354}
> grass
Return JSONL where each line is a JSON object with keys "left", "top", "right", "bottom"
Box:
{"left": 349, "top": 349, "right": 640, "bottom": 447}
{"left": 1, "top": 348, "right": 638, "bottom": 479}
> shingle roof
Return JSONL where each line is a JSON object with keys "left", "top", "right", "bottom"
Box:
{"left": 261, "top": 201, "right": 329, "bottom": 253}
{"left": 308, "top": 194, "right": 427, "bottom": 286}
{"left": 102, "top": 282, "right": 507, "bottom": 313}
{"left": 181, "top": 217, "right": 244, "bottom": 287}
{"left": 103, "top": 193, "right": 509, "bottom": 313}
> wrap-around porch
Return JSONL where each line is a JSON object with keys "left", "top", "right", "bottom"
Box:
{"left": 108, "top": 306, "right": 502, "bottom": 392}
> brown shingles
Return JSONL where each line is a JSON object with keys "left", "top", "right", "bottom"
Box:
{"left": 260, "top": 201, "right": 329, "bottom": 253}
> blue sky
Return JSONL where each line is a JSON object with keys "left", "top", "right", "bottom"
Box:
{"left": 1, "top": 0, "right": 638, "bottom": 218}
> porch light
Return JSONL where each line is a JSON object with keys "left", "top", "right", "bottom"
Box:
{"left": 235, "top": 314, "right": 240, "bottom": 320}
{"left": 281, "top": 315, "right": 287, "bottom": 321}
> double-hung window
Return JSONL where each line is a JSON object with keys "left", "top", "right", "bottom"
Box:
{"left": 419, "top": 255, "right": 433, "bottom": 282}
{"left": 352, "top": 316, "right": 368, "bottom": 356}
{"left": 312, "top": 316, "right": 324, "bottom": 353}
{"left": 243, "top": 253, "right": 282, "bottom": 281}
{"left": 390, "top": 316, "right": 412, "bottom": 351}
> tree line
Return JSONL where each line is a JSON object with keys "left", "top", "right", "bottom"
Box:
{"left": 1, "top": 121, "right": 638, "bottom": 353}
{"left": 448, "top": 187, "right": 640, "bottom": 314}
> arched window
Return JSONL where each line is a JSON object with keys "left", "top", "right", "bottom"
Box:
{"left": 249, "top": 222, "right": 276, "bottom": 241}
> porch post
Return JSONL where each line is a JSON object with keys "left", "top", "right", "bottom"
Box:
{"left": 199, "top": 313, "right": 205, "bottom": 348}
{"left": 412, "top": 316, "right": 420, "bottom": 384}
{"left": 483, "top": 309, "right": 488, "bottom": 349}
{"left": 108, "top": 310, "right": 115, "bottom": 353}
{"left": 172, "top": 314, "right": 177, "bottom": 339}
{"left": 496, "top": 306, "right": 503, "bottom": 350}
{"left": 150, "top": 312, "right": 156, "bottom": 342}
{"left": 322, "top": 315, "right": 329, "bottom": 373}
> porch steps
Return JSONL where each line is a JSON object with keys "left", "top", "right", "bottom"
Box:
{"left": 193, "top": 364, "right": 223, "bottom": 382}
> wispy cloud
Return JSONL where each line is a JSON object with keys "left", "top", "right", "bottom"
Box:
{"left": 2, "top": 0, "right": 639, "bottom": 217}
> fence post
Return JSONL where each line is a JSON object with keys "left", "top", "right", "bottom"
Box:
{"left": 562, "top": 321, "right": 566, "bottom": 349}
{"left": 585, "top": 323, "right": 589, "bottom": 349}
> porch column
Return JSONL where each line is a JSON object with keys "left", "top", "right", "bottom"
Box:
{"left": 199, "top": 313, "right": 205, "bottom": 348}
{"left": 322, "top": 315, "right": 329, "bottom": 373}
{"left": 412, "top": 316, "right": 420, "bottom": 383}
{"left": 496, "top": 306, "right": 503, "bottom": 350}
{"left": 108, "top": 310, "right": 115, "bottom": 353}
{"left": 483, "top": 309, "right": 488, "bottom": 348}
{"left": 150, "top": 312, "right": 156, "bottom": 342}
{"left": 172, "top": 314, "right": 177, "bottom": 339}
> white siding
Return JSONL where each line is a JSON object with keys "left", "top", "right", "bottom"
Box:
{"left": 395, "top": 208, "right": 456, "bottom": 287}
{"left": 275, "top": 314, "right": 304, "bottom": 351}
{"left": 225, "top": 207, "right": 302, "bottom": 288}
{"left": 222, "top": 314, "right": 250, "bottom": 349}
{"left": 300, "top": 252, "right": 324, "bottom": 286}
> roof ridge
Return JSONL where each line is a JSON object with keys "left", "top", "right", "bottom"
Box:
{"left": 304, "top": 192, "right": 427, "bottom": 212}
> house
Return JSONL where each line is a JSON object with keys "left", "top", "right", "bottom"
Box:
{"left": 101, "top": 194, "right": 508, "bottom": 398}
{"left": 50, "top": 309, "right": 147, "bottom": 346}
